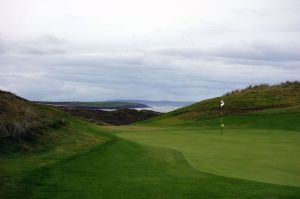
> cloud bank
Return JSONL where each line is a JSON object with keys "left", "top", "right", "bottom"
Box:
{"left": 0, "top": 0, "right": 299, "bottom": 101}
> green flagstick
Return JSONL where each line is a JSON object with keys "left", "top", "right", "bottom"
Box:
{"left": 221, "top": 106, "right": 223, "bottom": 136}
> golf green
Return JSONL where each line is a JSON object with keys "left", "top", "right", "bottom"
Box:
{"left": 117, "top": 126, "right": 300, "bottom": 187}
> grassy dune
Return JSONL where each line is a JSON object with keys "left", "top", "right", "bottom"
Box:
{"left": 0, "top": 117, "right": 110, "bottom": 198}
{"left": 141, "top": 82, "right": 300, "bottom": 125}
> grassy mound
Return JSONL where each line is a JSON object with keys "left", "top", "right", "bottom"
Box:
{"left": 0, "top": 90, "right": 65, "bottom": 152}
{"left": 140, "top": 81, "right": 300, "bottom": 126}
{"left": 0, "top": 117, "right": 110, "bottom": 198}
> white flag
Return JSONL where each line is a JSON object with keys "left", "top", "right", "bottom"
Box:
{"left": 220, "top": 100, "right": 225, "bottom": 107}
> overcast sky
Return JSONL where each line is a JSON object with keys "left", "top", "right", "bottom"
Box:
{"left": 0, "top": 0, "right": 299, "bottom": 101}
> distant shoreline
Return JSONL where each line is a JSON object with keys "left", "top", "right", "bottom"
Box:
{"left": 33, "top": 100, "right": 193, "bottom": 113}
{"left": 33, "top": 101, "right": 150, "bottom": 110}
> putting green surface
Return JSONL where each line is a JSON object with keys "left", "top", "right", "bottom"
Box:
{"left": 117, "top": 126, "right": 300, "bottom": 187}
{"left": 118, "top": 105, "right": 300, "bottom": 187}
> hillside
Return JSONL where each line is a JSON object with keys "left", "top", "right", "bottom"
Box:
{"left": 141, "top": 81, "right": 300, "bottom": 127}
{"left": 0, "top": 91, "right": 112, "bottom": 197}
{"left": 0, "top": 90, "right": 66, "bottom": 152}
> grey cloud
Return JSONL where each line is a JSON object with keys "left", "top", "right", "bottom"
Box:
{"left": 2, "top": 45, "right": 299, "bottom": 101}
{"left": 153, "top": 42, "right": 300, "bottom": 66}
{"left": 210, "top": 44, "right": 300, "bottom": 62}
{"left": 1, "top": 0, "right": 300, "bottom": 101}
{"left": 0, "top": 41, "right": 299, "bottom": 101}
{"left": 154, "top": 48, "right": 205, "bottom": 59}
{"left": 18, "top": 47, "right": 66, "bottom": 55}
{"left": 0, "top": 51, "right": 238, "bottom": 100}
{"left": 0, "top": 37, "right": 7, "bottom": 54}
{"left": 36, "top": 35, "right": 68, "bottom": 45}
{"left": 0, "top": 35, "right": 68, "bottom": 55}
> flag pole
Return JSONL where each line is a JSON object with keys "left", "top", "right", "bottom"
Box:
{"left": 220, "top": 105, "right": 223, "bottom": 136}
{"left": 220, "top": 99, "right": 224, "bottom": 136}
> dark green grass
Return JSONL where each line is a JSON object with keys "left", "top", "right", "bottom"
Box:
{"left": 0, "top": 117, "right": 109, "bottom": 198}
{"left": 140, "top": 105, "right": 300, "bottom": 131}
{"left": 18, "top": 138, "right": 300, "bottom": 199}
{"left": 178, "top": 106, "right": 300, "bottom": 132}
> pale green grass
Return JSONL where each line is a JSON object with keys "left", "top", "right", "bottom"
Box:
{"left": 116, "top": 126, "right": 300, "bottom": 187}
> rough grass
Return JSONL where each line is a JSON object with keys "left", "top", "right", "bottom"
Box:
{"left": 142, "top": 81, "right": 300, "bottom": 124}
{"left": 0, "top": 117, "right": 109, "bottom": 198}
{"left": 0, "top": 90, "right": 65, "bottom": 138}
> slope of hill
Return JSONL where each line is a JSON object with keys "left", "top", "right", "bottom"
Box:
{"left": 0, "top": 90, "right": 66, "bottom": 146}
{"left": 0, "top": 91, "right": 111, "bottom": 197}
{"left": 140, "top": 81, "right": 300, "bottom": 127}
